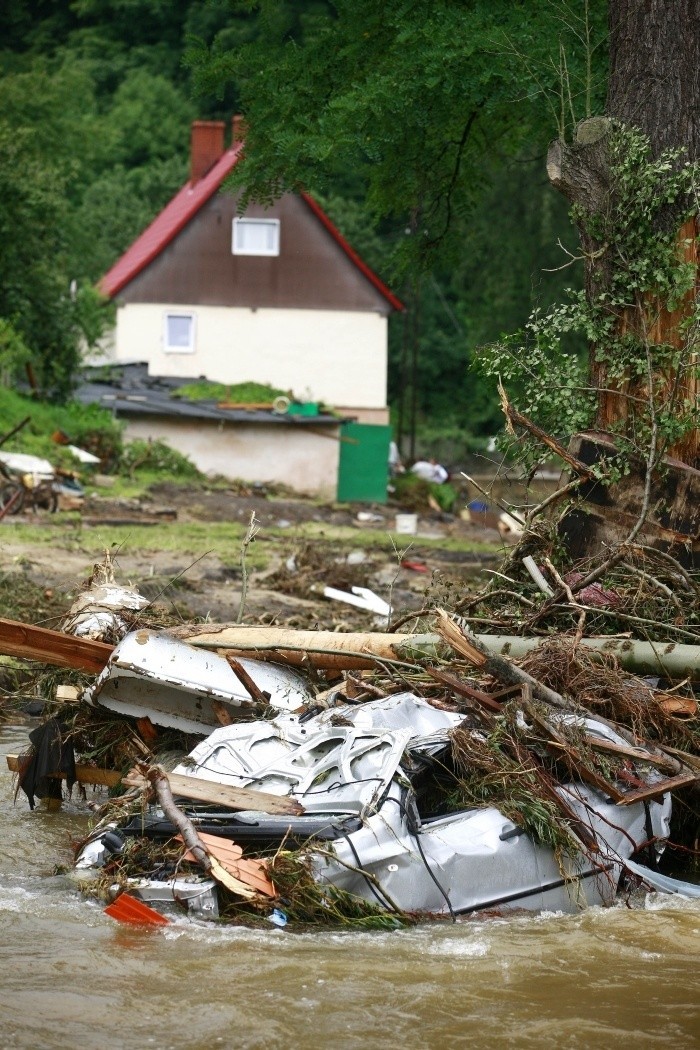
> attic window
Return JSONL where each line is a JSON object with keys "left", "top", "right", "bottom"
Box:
{"left": 232, "top": 218, "right": 280, "bottom": 256}
{"left": 164, "top": 312, "right": 195, "bottom": 353}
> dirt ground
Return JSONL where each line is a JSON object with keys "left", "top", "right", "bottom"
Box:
{"left": 0, "top": 481, "right": 505, "bottom": 632}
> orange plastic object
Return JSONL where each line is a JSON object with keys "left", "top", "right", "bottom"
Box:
{"left": 104, "top": 892, "right": 171, "bottom": 926}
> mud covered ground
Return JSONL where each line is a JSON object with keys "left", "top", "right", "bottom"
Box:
{"left": 0, "top": 480, "right": 506, "bottom": 633}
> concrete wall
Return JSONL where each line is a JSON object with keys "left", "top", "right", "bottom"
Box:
{"left": 124, "top": 416, "right": 341, "bottom": 498}
{"left": 111, "top": 303, "right": 388, "bottom": 410}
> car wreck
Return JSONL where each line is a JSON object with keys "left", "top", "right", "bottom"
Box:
{"left": 5, "top": 585, "right": 697, "bottom": 930}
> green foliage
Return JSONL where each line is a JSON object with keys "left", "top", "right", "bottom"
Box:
{"left": 190, "top": 0, "right": 607, "bottom": 273}
{"left": 478, "top": 124, "right": 700, "bottom": 470}
{"left": 171, "top": 380, "right": 289, "bottom": 403}
{"left": 0, "top": 64, "right": 113, "bottom": 395}
{"left": 0, "top": 319, "right": 31, "bottom": 385}
{"left": 119, "top": 438, "right": 201, "bottom": 479}
{"left": 0, "top": 0, "right": 608, "bottom": 431}
{"left": 0, "top": 385, "right": 123, "bottom": 466}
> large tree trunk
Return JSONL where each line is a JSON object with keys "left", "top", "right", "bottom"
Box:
{"left": 545, "top": 0, "right": 700, "bottom": 561}
{"left": 606, "top": 0, "right": 700, "bottom": 466}
{"left": 607, "top": 0, "right": 700, "bottom": 162}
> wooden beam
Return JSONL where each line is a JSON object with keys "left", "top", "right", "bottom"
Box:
{"left": 0, "top": 616, "right": 113, "bottom": 673}
{"left": 122, "top": 769, "right": 305, "bottom": 816}
{"left": 615, "top": 771, "right": 699, "bottom": 805}
{"left": 6, "top": 754, "right": 121, "bottom": 788}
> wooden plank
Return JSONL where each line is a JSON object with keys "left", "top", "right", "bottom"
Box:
{"left": 583, "top": 736, "right": 681, "bottom": 775}
{"left": 6, "top": 754, "right": 121, "bottom": 787}
{"left": 180, "top": 831, "right": 275, "bottom": 898}
{"left": 426, "top": 667, "right": 503, "bottom": 712}
{"left": 616, "top": 771, "right": 700, "bottom": 805}
{"left": 122, "top": 769, "right": 305, "bottom": 816}
{"left": 0, "top": 615, "right": 113, "bottom": 673}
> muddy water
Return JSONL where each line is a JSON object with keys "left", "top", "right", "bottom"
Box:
{"left": 1, "top": 721, "right": 699, "bottom": 1050}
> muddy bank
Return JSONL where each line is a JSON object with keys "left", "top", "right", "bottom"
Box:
{"left": 0, "top": 482, "right": 504, "bottom": 630}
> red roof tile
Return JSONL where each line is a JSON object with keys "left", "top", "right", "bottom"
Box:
{"left": 100, "top": 145, "right": 403, "bottom": 310}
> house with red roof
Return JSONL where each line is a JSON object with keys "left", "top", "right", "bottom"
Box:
{"left": 91, "top": 119, "right": 401, "bottom": 497}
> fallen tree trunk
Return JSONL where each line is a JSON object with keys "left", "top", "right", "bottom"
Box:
{"left": 167, "top": 624, "right": 443, "bottom": 669}
{"left": 168, "top": 624, "right": 700, "bottom": 680}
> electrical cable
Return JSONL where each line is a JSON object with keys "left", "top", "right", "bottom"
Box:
{"left": 383, "top": 794, "right": 456, "bottom": 923}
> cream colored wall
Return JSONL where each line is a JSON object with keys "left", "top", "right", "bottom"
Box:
{"left": 112, "top": 303, "right": 388, "bottom": 409}
{"left": 124, "top": 417, "right": 341, "bottom": 497}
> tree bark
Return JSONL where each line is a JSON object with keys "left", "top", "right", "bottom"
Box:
{"left": 608, "top": 0, "right": 700, "bottom": 161}
{"left": 544, "top": 1, "right": 700, "bottom": 559}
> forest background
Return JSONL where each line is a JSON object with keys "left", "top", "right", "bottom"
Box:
{"left": 0, "top": 0, "right": 606, "bottom": 463}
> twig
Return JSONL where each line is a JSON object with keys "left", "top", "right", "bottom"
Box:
{"left": 237, "top": 511, "right": 260, "bottom": 623}
{"left": 525, "top": 477, "right": 584, "bottom": 523}
{"left": 460, "top": 471, "right": 522, "bottom": 519}
{"left": 498, "top": 381, "right": 596, "bottom": 478}
{"left": 136, "top": 763, "right": 211, "bottom": 872}
{"left": 544, "top": 556, "right": 587, "bottom": 646}
{"left": 629, "top": 545, "right": 699, "bottom": 595}
{"left": 621, "top": 561, "right": 684, "bottom": 612}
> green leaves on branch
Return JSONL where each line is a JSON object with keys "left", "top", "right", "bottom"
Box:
{"left": 479, "top": 124, "right": 700, "bottom": 470}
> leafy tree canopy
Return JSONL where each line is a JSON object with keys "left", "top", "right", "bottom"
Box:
{"left": 189, "top": 0, "right": 607, "bottom": 273}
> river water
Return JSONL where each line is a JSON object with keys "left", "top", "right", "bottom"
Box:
{"left": 1, "top": 720, "right": 698, "bottom": 1050}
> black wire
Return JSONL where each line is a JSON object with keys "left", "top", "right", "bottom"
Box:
{"left": 340, "top": 832, "right": 396, "bottom": 911}
{"left": 383, "top": 794, "right": 457, "bottom": 923}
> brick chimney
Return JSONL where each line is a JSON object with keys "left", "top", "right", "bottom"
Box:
{"left": 190, "top": 120, "right": 226, "bottom": 184}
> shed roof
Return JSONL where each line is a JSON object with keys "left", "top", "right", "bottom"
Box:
{"left": 76, "top": 363, "right": 346, "bottom": 427}
{"left": 100, "top": 145, "right": 403, "bottom": 311}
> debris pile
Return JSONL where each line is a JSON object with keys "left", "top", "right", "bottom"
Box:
{"left": 3, "top": 551, "right": 699, "bottom": 929}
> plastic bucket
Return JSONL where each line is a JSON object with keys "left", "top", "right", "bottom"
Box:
{"left": 395, "top": 513, "right": 418, "bottom": 535}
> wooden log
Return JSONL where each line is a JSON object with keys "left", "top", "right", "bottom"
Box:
{"left": 169, "top": 625, "right": 700, "bottom": 680}
{"left": 122, "top": 769, "right": 305, "bottom": 816}
{"left": 167, "top": 624, "right": 442, "bottom": 669}
{"left": 0, "top": 615, "right": 113, "bottom": 672}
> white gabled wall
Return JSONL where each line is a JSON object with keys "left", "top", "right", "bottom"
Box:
{"left": 112, "top": 303, "right": 388, "bottom": 409}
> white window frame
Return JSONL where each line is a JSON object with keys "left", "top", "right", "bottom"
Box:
{"left": 232, "top": 217, "right": 280, "bottom": 256}
{"left": 163, "top": 311, "right": 196, "bottom": 354}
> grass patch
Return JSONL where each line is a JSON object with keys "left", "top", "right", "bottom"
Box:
{"left": 170, "top": 380, "right": 289, "bottom": 403}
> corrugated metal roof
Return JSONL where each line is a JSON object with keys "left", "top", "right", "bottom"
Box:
{"left": 100, "top": 143, "right": 403, "bottom": 311}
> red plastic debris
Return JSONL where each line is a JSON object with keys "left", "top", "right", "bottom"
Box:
{"left": 401, "top": 559, "right": 428, "bottom": 573}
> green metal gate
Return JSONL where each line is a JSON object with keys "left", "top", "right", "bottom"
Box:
{"left": 336, "top": 422, "right": 391, "bottom": 503}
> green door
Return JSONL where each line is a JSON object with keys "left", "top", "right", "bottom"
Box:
{"left": 337, "top": 423, "right": 391, "bottom": 503}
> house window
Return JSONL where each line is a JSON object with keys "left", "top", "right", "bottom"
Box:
{"left": 232, "top": 218, "right": 280, "bottom": 256}
{"left": 164, "top": 312, "right": 195, "bottom": 353}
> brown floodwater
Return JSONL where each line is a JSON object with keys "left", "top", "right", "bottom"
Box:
{"left": 1, "top": 720, "right": 699, "bottom": 1050}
